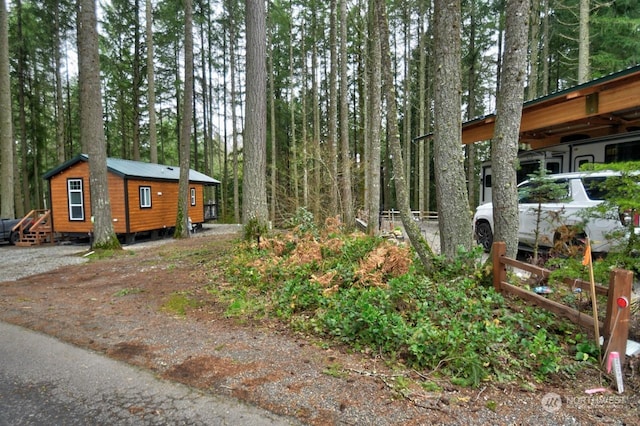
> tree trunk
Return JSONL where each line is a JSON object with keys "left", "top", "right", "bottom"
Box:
{"left": 269, "top": 41, "right": 277, "bottom": 224}
{"left": 375, "top": 0, "right": 433, "bottom": 268}
{"left": 402, "top": 8, "right": 411, "bottom": 194}
{"left": 466, "top": 0, "right": 478, "bottom": 209}
{"left": 418, "top": 11, "right": 426, "bottom": 215}
{"left": 77, "top": 0, "right": 120, "bottom": 249}
{"left": 290, "top": 24, "right": 299, "bottom": 211}
{"left": 433, "top": 0, "right": 473, "bottom": 259}
{"left": 339, "top": 0, "right": 353, "bottom": 229}
{"left": 228, "top": 0, "right": 240, "bottom": 223}
{"left": 221, "top": 21, "right": 228, "bottom": 221}
{"left": 528, "top": 0, "right": 541, "bottom": 99}
{"left": 17, "top": 0, "right": 27, "bottom": 215}
{"left": 312, "top": 36, "right": 321, "bottom": 221}
{"left": 541, "top": 0, "right": 549, "bottom": 95}
{"left": 203, "top": 4, "right": 214, "bottom": 180}
{"left": 242, "top": 0, "right": 269, "bottom": 228}
{"left": 328, "top": 0, "right": 339, "bottom": 217}
{"left": 301, "top": 25, "right": 309, "bottom": 210}
{"left": 146, "top": 0, "right": 158, "bottom": 163}
{"left": 366, "top": 0, "right": 381, "bottom": 236}
{"left": 0, "top": 0, "right": 14, "bottom": 219}
{"left": 132, "top": 0, "right": 141, "bottom": 161}
{"left": 175, "top": 0, "right": 194, "bottom": 239}
{"left": 425, "top": 84, "right": 431, "bottom": 217}
{"left": 491, "top": 0, "right": 530, "bottom": 259}
{"left": 54, "top": 0, "right": 66, "bottom": 165}
{"left": 577, "top": 0, "right": 589, "bottom": 83}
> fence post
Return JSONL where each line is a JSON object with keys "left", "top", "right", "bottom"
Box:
{"left": 603, "top": 269, "right": 633, "bottom": 362}
{"left": 492, "top": 242, "right": 507, "bottom": 292}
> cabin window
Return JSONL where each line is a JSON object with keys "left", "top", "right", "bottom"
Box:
{"left": 190, "top": 187, "right": 196, "bottom": 206}
{"left": 67, "top": 179, "right": 84, "bottom": 221}
{"left": 140, "top": 186, "right": 152, "bottom": 208}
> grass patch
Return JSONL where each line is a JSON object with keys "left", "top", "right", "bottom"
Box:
{"left": 323, "top": 362, "right": 346, "bottom": 378}
{"left": 161, "top": 291, "right": 201, "bottom": 317}
{"left": 113, "top": 287, "right": 144, "bottom": 297}
{"left": 84, "top": 248, "right": 134, "bottom": 261}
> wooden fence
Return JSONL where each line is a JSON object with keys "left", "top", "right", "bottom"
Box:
{"left": 492, "top": 241, "right": 634, "bottom": 363}
{"left": 379, "top": 210, "right": 439, "bottom": 222}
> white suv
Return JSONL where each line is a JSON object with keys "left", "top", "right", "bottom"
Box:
{"left": 473, "top": 170, "right": 640, "bottom": 253}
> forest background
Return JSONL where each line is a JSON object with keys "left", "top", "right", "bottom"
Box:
{"left": 0, "top": 0, "right": 639, "bottom": 239}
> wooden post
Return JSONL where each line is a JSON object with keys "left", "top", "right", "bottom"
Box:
{"left": 492, "top": 242, "right": 507, "bottom": 292}
{"left": 603, "top": 269, "right": 633, "bottom": 362}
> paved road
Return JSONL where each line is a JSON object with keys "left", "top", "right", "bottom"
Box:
{"left": 0, "top": 322, "right": 297, "bottom": 426}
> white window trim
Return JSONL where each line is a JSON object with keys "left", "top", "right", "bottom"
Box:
{"left": 140, "top": 186, "right": 152, "bottom": 208}
{"left": 68, "top": 179, "right": 84, "bottom": 221}
{"left": 190, "top": 187, "right": 196, "bottom": 206}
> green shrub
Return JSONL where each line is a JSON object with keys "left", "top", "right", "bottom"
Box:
{"left": 222, "top": 229, "right": 573, "bottom": 387}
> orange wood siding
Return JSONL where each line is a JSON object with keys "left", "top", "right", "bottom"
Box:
{"left": 188, "top": 185, "right": 205, "bottom": 223}
{"left": 109, "top": 174, "right": 127, "bottom": 233}
{"left": 49, "top": 162, "right": 92, "bottom": 234}
{"left": 49, "top": 161, "right": 207, "bottom": 235}
{"left": 127, "top": 179, "right": 176, "bottom": 232}
{"left": 125, "top": 180, "right": 206, "bottom": 232}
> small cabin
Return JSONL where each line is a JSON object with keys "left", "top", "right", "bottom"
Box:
{"left": 43, "top": 154, "right": 220, "bottom": 242}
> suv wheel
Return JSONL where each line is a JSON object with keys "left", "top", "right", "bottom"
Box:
{"left": 476, "top": 221, "right": 493, "bottom": 252}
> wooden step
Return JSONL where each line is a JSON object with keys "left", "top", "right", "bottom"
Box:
{"left": 16, "top": 230, "right": 54, "bottom": 246}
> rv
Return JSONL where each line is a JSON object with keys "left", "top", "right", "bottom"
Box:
{"left": 479, "top": 130, "right": 640, "bottom": 205}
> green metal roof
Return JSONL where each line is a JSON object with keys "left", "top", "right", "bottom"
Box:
{"left": 43, "top": 154, "right": 220, "bottom": 185}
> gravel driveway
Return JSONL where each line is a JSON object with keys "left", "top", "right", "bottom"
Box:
{"left": 0, "top": 224, "right": 243, "bottom": 283}
{"left": 0, "top": 243, "right": 90, "bottom": 282}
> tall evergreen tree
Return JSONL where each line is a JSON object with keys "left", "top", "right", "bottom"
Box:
{"left": 54, "top": 0, "right": 67, "bottom": 165}
{"left": 15, "top": 0, "right": 28, "bottom": 215}
{"left": 590, "top": 0, "right": 640, "bottom": 74}
{"left": 146, "top": 0, "right": 158, "bottom": 163}
{"left": 328, "top": 0, "right": 339, "bottom": 216}
{"left": 77, "top": 0, "right": 120, "bottom": 249}
{"left": 338, "top": 0, "right": 353, "bottom": 229}
{"left": 366, "top": 0, "right": 381, "bottom": 237}
{"left": 375, "top": 0, "right": 434, "bottom": 268}
{"left": 243, "top": 0, "right": 269, "bottom": 229}
{"left": 0, "top": 0, "right": 13, "bottom": 219}
{"left": 229, "top": 0, "right": 241, "bottom": 224}
{"left": 433, "top": 0, "right": 473, "bottom": 258}
{"left": 577, "top": 0, "right": 589, "bottom": 83}
{"left": 491, "top": 0, "right": 530, "bottom": 258}
{"left": 175, "top": 0, "right": 194, "bottom": 238}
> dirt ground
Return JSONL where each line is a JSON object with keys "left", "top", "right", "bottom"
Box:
{"left": 0, "top": 230, "right": 638, "bottom": 425}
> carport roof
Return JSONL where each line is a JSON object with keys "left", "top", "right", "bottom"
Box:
{"left": 415, "top": 64, "right": 640, "bottom": 149}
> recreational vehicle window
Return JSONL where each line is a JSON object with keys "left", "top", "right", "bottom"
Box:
{"left": 516, "top": 161, "right": 561, "bottom": 183}
{"left": 605, "top": 140, "right": 640, "bottom": 163}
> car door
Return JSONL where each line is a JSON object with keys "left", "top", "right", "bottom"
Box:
{"left": 518, "top": 178, "right": 571, "bottom": 249}
{"left": 517, "top": 182, "right": 537, "bottom": 247}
